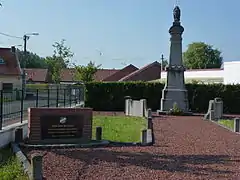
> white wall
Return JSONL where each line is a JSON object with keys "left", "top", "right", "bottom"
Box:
{"left": 161, "top": 69, "right": 223, "bottom": 79}
{"left": 159, "top": 61, "right": 240, "bottom": 84}
{"left": 223, "top": 61, "right": 240, "bottom": 84}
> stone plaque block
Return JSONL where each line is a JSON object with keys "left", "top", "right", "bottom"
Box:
{"left": 28, "top": 107, "right": 92, "bottom": 144}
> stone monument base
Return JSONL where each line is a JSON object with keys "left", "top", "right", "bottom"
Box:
{"left": 159, "top": 88, "right": 190, "bottom": 113}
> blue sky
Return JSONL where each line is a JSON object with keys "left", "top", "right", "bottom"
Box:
{"left": 0, "top": 0, "right": 239, "bottom": 68}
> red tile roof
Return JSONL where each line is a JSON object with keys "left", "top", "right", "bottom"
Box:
{"left": 60, "top": 68, "right": 119, "bottom": 82}
{"left": 0, "top": 47, "right": 21, "bottom": 76}
{"left": 103, "top": 64, "right": 138, "bottom": 81}
{"left": 25, "top": 68, "right": 48, "bottom": 82}
{"left": 94, "top": 69, "right": 119, "bottom": 81}
{"left": 119, "top": 61, "right": 161, "bottom": 81}
{"left": 60, "top": 68, "right": 76, "bottom": 82}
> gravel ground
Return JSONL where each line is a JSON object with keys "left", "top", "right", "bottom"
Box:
{"left": 22, "top": 113, "right": 240, "bottom": 180}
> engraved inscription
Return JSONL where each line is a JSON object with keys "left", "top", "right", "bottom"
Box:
{"left": 40, "top": 115, "right": 83, "bottom": 139}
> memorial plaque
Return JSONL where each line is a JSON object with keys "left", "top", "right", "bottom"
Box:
{"left": 40, "top": 115, "right": 83, "bottom": 139}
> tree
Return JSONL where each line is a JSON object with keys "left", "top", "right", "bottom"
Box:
{"left": 183, "top": 42, "right": 223, "bottom": 69}
{"left": 52, "top": 39, "right": 74, "bottom": 67}
{"left": 46, "top": 39, "right": 74, "bottom": 83}
{"left": 74, "top": 61, "right": 101, "bottom": 83}
{"left": 18, "top": 51, "right": 47, "bottom": 68}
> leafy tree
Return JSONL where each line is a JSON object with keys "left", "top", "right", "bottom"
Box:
{"left": 74, "top": 61, "right": 101, "bottom": 83}
{"left": 52, "top": 39, "right": 74, "bottom": 67}
{"left": 46, "top": 39, "right": 74, "bottom": 83}
{"left": 183, "top": 42, "right": 223, "bottom": 69}
{"left": 18, "top": 51, "right": 47, "bottom": 68}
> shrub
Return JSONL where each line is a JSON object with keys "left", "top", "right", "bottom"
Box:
{"left": 168, "top": 102, "right": 183, "bottom": 115}
{"left": 84, "top": 82, "right": 240, "bottom": 114}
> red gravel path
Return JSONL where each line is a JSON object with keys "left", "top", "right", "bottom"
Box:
{"left": 23, "top": 114, "right": 240, "bottom": 180}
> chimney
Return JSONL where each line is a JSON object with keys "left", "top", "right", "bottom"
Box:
{"left": 11, "top": 46, "right": 16, "bottom": 53}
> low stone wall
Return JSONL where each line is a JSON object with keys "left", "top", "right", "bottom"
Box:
{"left": 0, "top": 120, "right": 28, "bottom": 148}
{"left": 204, "top": 97, "right": 223, "bottom": 121}
{"left": 125, "top": 98, "right": 147, "bottom": 117}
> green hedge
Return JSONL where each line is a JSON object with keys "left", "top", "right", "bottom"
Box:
{"left": 85, "top": 82, "right": 240, "bottom": 114}
{"left": 26, "top": 83, "right": 49, "bottom": 89}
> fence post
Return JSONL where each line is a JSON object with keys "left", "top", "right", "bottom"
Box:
{"left": 47, "top": 88, "right": 50, "bottom": 107}
{"left": 78, "top": 88, "right": 81, "bottom": 104}
{"left": 63, "top": 89, "right": 66, "bottom": 107}
{"left": 20, "top": 88, "right": 24, "bottom": 123}
{"left": 0, "top": 90, "right": 3, "bottom": 130}
{"left": 36, "top": 89, "right": 39, "bottom": 107}
{"left": 56, "top": 87, "right": 59, "bottom": 107}
{"left": 69, "top": 88, "right": 72, "bottom": 107}
{"left": 75, "top": 89, "right": 77, "bottom": 105}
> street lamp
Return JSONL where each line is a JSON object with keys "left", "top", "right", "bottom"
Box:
{"left": 20, "top": 32, "right": 39, "bottom": 123}
{"left": 23, "top": 33, "right": 39, "bottom": 54}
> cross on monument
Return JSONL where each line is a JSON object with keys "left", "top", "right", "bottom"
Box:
{"left": 175, "top": 0, "right": 180, "bottom": 6}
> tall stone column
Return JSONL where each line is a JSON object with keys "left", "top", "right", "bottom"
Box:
{"left": 160, "top": 6, "right": 189, "bottom": 112}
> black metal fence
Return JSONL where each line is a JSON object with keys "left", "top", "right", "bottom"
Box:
{"left": 0, "top": 87, "right": 85, "bottom": 130}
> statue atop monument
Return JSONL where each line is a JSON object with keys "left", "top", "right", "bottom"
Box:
{"left": 173, "top": 6, "right": 181, "bottom": 22}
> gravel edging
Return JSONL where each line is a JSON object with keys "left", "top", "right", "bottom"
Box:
{"left": 19, "top": 140, "right": 153, "bottom": 150}
{"left": 11, "top": 143, "right": 32, "bottom": 178}
{"left": 208, "top": 119, "right": 240, "bottom": 134}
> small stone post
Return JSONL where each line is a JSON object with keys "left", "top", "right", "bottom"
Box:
{"left": 96, "top": 127, "right": 102, "bottom": 141}
{"left": 141, "top": 129, "right": 147, "bottom": 145}
{"left": 15, "top": 127, "right": 23, "bottom": 143}
{"left": 234, "top": 118, "right": 240, "bottom": 132}
{"left": 30, "top": 153, "right": 43, "bottom": 180}
{"left": 147, "top": 108, "right": 152, "bottom": 118}
{"left": 124, "top": 96, "right": 131, "bottom": 116}
{"left": 141, "top": 129, "right": 153, "bottom": 145}
{"left": 147, "top": 109, "right": 153, "bottom": 130}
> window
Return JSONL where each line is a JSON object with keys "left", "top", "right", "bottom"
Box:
{"left": 0, "top": 58, "right": 5, "bottom": 64}
{"left": 2, "top": 83, "right": 13, "bottom": 91}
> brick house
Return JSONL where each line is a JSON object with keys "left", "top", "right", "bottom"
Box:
{"left": 25, "top": 68, "right": 49, "bottom": 84}
{"left": 0, "top": 46, "right": 22, "bottom": 90}
{"left": 25, "top": 61, "right": 162, "bottom": 83}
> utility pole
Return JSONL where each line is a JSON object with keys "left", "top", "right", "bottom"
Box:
{"left": 20, "top": 33, "right": 39, "bottom": 123}
{"left": 161, "top": 54, "right": 164, "bottom": 71}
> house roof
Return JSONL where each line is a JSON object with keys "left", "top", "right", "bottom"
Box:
{"left": 118, "top": 61, "right": 161, "bottom": 81}
{"left": 25, "top": 68, "right": 48, "bottom": 82}
{"left": 60, "top": 68, "right": 76, "bottom": 82}
{"left": 0, "top": 47, "right": 21, "bottom": 76}
{"left": 94, "top": 69, "right": 119, "bottom": 81}
{"left": 60, "top": 68, "right": 119, "bottom": 82}
{"left": 103, "top": 64, "right": 138, "bottom": 81}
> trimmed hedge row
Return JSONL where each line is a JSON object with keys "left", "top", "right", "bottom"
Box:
{"left": 85, "top": 82, "right": 240, "bottom": 114}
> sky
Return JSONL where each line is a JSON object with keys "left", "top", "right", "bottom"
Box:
{"left": 0, "top": 0, "right": 239, "bottom": 69}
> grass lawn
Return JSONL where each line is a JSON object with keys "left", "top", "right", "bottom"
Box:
{"left": 92, "top": 115, "right": 147, "bottom": 143}
{"left": 0, "top": 147, "right": 28, "bottom": 180}
{"left": 218, "top": 119, "right": 234, "bottom": 130}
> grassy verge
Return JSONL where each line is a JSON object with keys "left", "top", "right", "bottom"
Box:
{"left": 218, "top": 119, "right": 234, "bottom": 130}
{"left": 92, "top": 115, "right": 147, "bottom": 143}
{"left": 0, "top": 147, "right": 28, "bottom": 180}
